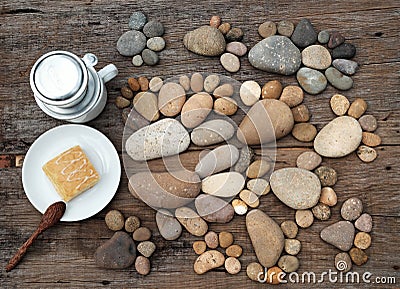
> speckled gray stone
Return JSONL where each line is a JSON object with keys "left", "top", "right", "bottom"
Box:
{"left": 117, "top": 30, "right": 147, "bottom": 56}
{"left": 332, "top": 59, "right": 359, "bottom": 76}
{"left": 318, "top": 30, "right": 330, "bottom": 44}
{"left": 143, "top": 20, "right": 164, "bottom": 38}
{"left": 296, "top": 67, "right": 327, "bottom": 94}
{"left": 142, "top": 48, "right": 159, "bottom": 66}
{"left": 234, "top": 146, "right": 254, "bottom": 173}
{"left": 147, "top": 37, "right": 166, "bottom": 52}
{"left": 132, "top": 55, "right": 143, "bottom": 67}
{"left": 320, "top": 221, "right": 355, "bottom": 251}
{"left": 325, "top": 67, "right": 353, "bottom": 90}
{"left": 291, "top": 19, "right": 317, "bottom": 48}
{"left": 341, "top": 197, "right": 363, "bottom": 221}
{"left": 128, "top": 12, "right": 147, "bottom": 30}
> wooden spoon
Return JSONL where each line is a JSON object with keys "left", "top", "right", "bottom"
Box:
{"left": 5, "top": 201, "right": 66, "bottom": 272}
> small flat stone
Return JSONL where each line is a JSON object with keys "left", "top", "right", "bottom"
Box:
{"left": 193, "top": 241, "right": 207, "bottom": 255}
{"left": 355, "top": 213, "right": 373, "bottom": 232}
{"left": 357, "top": 145, "right": 377, "bottom": 162}
{"left": 312, "top": 203, "right": 331, "bottom": 220}
{"left": 125, "top": 215, "right": 141, "bottom": 233}
{"left": 267, "top": 267, "right": 284, "bottom": 284}
{"left": 179, "top": 75, "right": 190, "bottom": 91}
{"left": 332, "top": 43, "right": 356, "bottom": 59}
{"left": 226, "top": 27, "right": 243, "bottom": 42}
{"left": 149, "top": 77, "right": 163, "bottom": 92}
{"left": 328, "top": 31, "right": 345, "bottom": 49}
{"left": 362, "top": 132, "right": 381, "bottom": 147}
{"left": 191, "top": 119, "right": 235, "bottom": 146}
{"left": 117, "top": 30, "right": 147, "bottom": 56}
{"left": 349, "top": 247, "right": 368, "bottom": 266}
{"left": 348, "top": 98, "right": 368, "bottom": 119}
{"left": 262, "top": 80, "right": 282, "bottom": 99}
{"left": 156, "top": 209, "right": 182, "bottom": 240}
{"left": 218, "top": 22, "right": 231, "bottom": 35}
{"left": 341, "top": 197, "right": 363, "bottom": 221}
{"left": 246, "top": 159, "right": 271, "bottom": 178}
{"left": 295, "top": 209, "right": 314, "bottom": 228}
{"left": 105, "top": 210, "right": 124, "bottom": 231}
{"left": 202, "top": 172, "right": 245, "bottom": 198}
{"left": 142, "top": 49, "right": 159, "bottom": 66}
{"left": 285, "top": 239, "right": 301, "bottom": 255}
{"left": 138, "top": 76, "right": 149, "bottom": 91}
{"left": 190, "top": 73, "right": 204, "bottom": 92}
{"left": 278, "top": 255, "right": 299, "bottom": 273}
{"left": 239, "top": 189, "right": 260, "bottom": 208}
{"left": 258, "top": 21, "right": 277, "bottom": 38}
{"left": 209, "top": 15, "right": 221, "bottom": 28}
{"left": 319, "top": 187, "right": 337, "bottom": 207}
{"left": 132, "top": 55, "right": 143, "bottom": 66}
{"left": 133, "top": 227, "right": 152, "bottom": 241}
{"left": 332, "top": 59, "right": 359, "bottom": 75}
{"left": 121, "top": 86, "right": 133, "bottom": 99}
{"left": 291, "top": 18, "right": 317, "bottom": 48}
{"left": 277, "top": 20, "right": 294, "bottom": 37}
{"left": 219, "top": 232, "right": 234, "bottom": 248}
{"left": 195, "top": 194, "right": 234, "bottom": 223}
{"left": 115, "top": 96, "right": 130, "bottom": 109}
{"left": 205, "top": 231, "right": 219, "bottom": 249}
{"left": 240, "top": 80, "right": 261, "bottom": 106}
{"left": 213, "top": 83, "right": 234, "bottom": 98}
{"left": 194, "top": 250, "right": 225, "bottom": 274}
{"left": 226, "top": 41, "right": 247, "bottom": 56}
{"left": 247, "top": 178, "right": 270, "bottom": 196}
{"left": 279, "top": 85, "right": 304, "bottom": 108}
{"left": 330, "top": 94, "right": 350, "bottom": 116}
{"left": 143, "top": 20, "right": 164, "bottom": 38}
{"left": 302, "top": 45, "right": 332, "bottom": 70}
{"left": 292, "top": 123, "right": 317, "bottom": 142}
{"left": 225, "top": 257, "right": 241, "bottom": 275}
{"left": 184, "top": 26, "right": 226, "bottom": 56}
{"left": 234, "top": 146, "right": 254, "bottom": 173}
{"left": 181, "top": 92, "right": 213, "bottom": 128}
{"left": 220, "top": 53, "right": 240, "bottom": 73}
{"left": 271, "top": 168, "right": 321, "bottom": 209}
{"left": 147, "top": 37, "right": 165, "bottom": 52}
{"left": 175, "top": 207, "right": 208, "bottom": 237}
{"left": 203, "top": 74, "right": 220, "bottom": 93}
{"left": 296, "top": 151, "right": 322, "bottom": 171}
{"left": 314, "top": 116, "right": 363, "bottom": 158}
{"left": 320, "top": 221, "right": 355, "bottom": 251}
{"left": 133, "top": 91, "right": 159, "bottom": 121}
{"left": 280, "top": 220, "right": 298, "bottom": 238}
{"left": 128, "top": 12, "right": 147, "bottom": 30}
{"left": 354, "top": 232, "right": 371, "bottom": 250}
{"left": 158, "top": 83, "right": 186, "bottom": 116}
{"left": 247, "top": 262, "right": 264, "bottom": 282}
{"left": 128, "top": 77, "right": 140, "bottom": 91}
{"left": 232, "top": 199, "right": 248, "bottom": 215}
{"left": 314, "top": 166, "right": 337, "bottom": 186}
{"left": 335, "top": 252, "right": 352, "bottom": 272}
{"left": 135, "top": 256, "right": 150, "bottom": 275}
{"left": 214, "top": 97, "right": 238, "bottom": 115}
{"left": 318, "top": 30, "right": 330, "bottom": 44}
{"left": 325, "top": 67, "right": 353, "bottom": 90}
{"left": 358, "top": 115, "right": 378, "bottom": 132}
{"left": 296, "top": 67, "right": 327, "bottom": 94}
{"left": 291, "top": 104, "right": 310, "bottom": 122}
{"left": 137, "top": 241, "right": 156, "bottom": 258}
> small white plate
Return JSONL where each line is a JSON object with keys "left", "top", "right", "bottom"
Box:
{"left": 22, "top": 124, "right": 121, "bottom": 221}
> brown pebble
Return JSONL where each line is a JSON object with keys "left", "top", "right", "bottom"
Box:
{"left": 258, "top": 21, "right": 276, "bottom": 38}
{"left": 105, "top": 210, "right": 125, "bottom": 231}
{"left": 210, "top": 15, "right": 221, "bottom": 28}
{"left": 115, "top": 96, "right": 131, "bottom": 109}
{"left": 246, "top": 159, "right": 271, "bottom": 178}
{"left": 295, "top": 209, "right": 314, "bottom": 228}
{"left": 128, "top": 77, "right": 141, "bottom": 91}
{"left": 348, "top": 98, "right": 368, "bottom": 119}
{"left": 193, "top": 240, "right": 207, "bottom": 255}
{"left": 335, "top": 252, "right": 352, "bottom": 272}
{"left": 279, "top": 86, "right": 304, "bottom": 108}
{"left": 362, "top": 132, "right": 381, "bottom": 147}
{"left": 138, "top": 76, "right": 149, "bottom": 91}
{"left": 262, "top": 80, "right": 283, "bottom": 99}
{"left": 226, "top": 27, "right": 244, "bottom": 42}
{"left": 204, "top": 231, "right": 219, "bottom": 249}
{"left": 132, "top": 227, "right": 152, "bottom": 241}
{"left": 319, "top": 187, "right": 337, "bottom": 206}
{"left": 358, "top": 115, "right": 378, "bottom": 132}
{"left": 314, "top": 166, "right": 337, "bottom": 186}
{"left": 284, "top": 239, "right": 301, "bottom": 255}
{"left": 280, "top": 220, "right": 298, "bottom": 239}
{"left": 277, "top": 20, "right": 295, "bottom": 37}
{"left": 354, "top": 232, "right": 372, "bottom": 250}
{"left": 135, "top": 256, "right": 151, "bottom": 275}
{"left": 213, "top": 83, "right": 234, "bottom": 98}
{"left": 292, "top": 123, "right": 317, "bottom": 142}
{"left": 330, "top": 94, "right": 350, "bottom": 116}
{"left": 349, "top": 247, "right": 368, "bottom": 266}
{"left": 191, "top": 72, "right": 204, "bottom": 92}
{"left": 291, "top": 104, "right": 311, "bottom": 122}
{"left": 218, "top": 22, "right": 231, "bottom": 35}
{"left": 125, "top": 215, "right": 141, "bottom": 233}
{"left": 267, "top": 266, "right": 283, "bottom": 285}
{"left": 121, "top": 86, "right": 134, "bottom": 99}
{"left": 219, "top": 231, "right": 234, "bottom": 248}
{"left": 296, "top": 151, "right": 322, "bottom": 171}
{"left": 247, "top": 262, "right": 264, "bottom": 282}
{"left": 137, "top": 241, "right": 156, "bottom": 258}
{"left": 179, "top": 75, "right": 191, "bottom": 91}
{"left": 239, "top": 189, "right": 260, "bottom": 208}
{"left": 357, "top": 145, "right": 377, "bottom": 163}
{"left": 312, "top": 203, "right": 331, "bottom": 220}
{"left": 225, "top": 257, "right": 241, "bottom": 274}
{"left": 226, "top": 244, "right": 243, "bottom": 258}
{"left": 213, "top": 97, "right": 238, "bottom": 115}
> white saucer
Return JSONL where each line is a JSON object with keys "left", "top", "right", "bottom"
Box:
{"left": 22, "top": 124, "right": 121, "bottom": 221}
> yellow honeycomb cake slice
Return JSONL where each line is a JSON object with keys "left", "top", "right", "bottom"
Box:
{"left": 42, "top": 145, "right": 100, "bottom": 202}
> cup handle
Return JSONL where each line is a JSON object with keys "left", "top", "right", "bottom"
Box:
{"left": 98, "top": 64, "right": 118, "bottom": 84}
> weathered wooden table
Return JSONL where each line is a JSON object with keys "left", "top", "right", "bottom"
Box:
{"left": 1, "top": 1, "right": 399, "bottom": 288}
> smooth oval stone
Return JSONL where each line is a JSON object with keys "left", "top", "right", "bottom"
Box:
{"left": 278, "top": 255, "right": 299, "bottom": 273}
{"left": 318, "top": 30, "right": 330, "bottom": 44}
{"left": 181, "top": 93, "right": 213, "bottom": 128}
{"left": 332, "top": 59, "right": 359, "bottom": 75}
{"left": 358, "top": 115, "right": 378, "bottom": 132}
{"left": 291, "top": 18, "right": 317, "bottom": 48}
{"left": 156, "top": 209, "right": 182, "bottom": 240}
{"left": 341, "top": 197, "right": 363, "bottom": 221}
{"left": 204, "top": 74, "right": 220, "bottom": 93}
{"left": 213, "top": 83, "right": 234, "bottom": 98}
{"left": 320, "top": 221, "right": 355, "bottom": 251}
{"left": 143, "top": 20, "right": 164, "bottom": 38}
{"left": 314, "top": 116, "right": 362, "bottom": 158}
{"left": 220, "top": 53, "right": 240, "bottom": 73}
{"left": 128, "top": 11, "right": 147, "bottom": 30}
{"left": 325, "top": 67, "right": 353, "bottom": 90}
{"left": 331, "top": 43, "right": 356, "bottom": 59}
{"left": 237, "top": 99, "right": 294, "bottom": 145}
{"left": 191, "top": 119, "right": 235, "bottom": 146}
{"left": 240, "top": 80, "right": 261, "bottom": 106}
{"left": 147, "top": 37, "right": 166, "bottom": 52}
{"left": 301, "top": 45, "right": 332, "bottom": 70}
{"left": 94, "top": 231, "right": 136, "bottom": 269}
{"left": 355, "top": 213, "right": 373, "bottom": 232}
{"left": 195, "top": 144, "right": 239, "bottom": 178}
{"left": 277, "top": 20, "right": 295, "bottom": 37}
{"left": 270, "top": 168, "right": 321, "bottom": 209}
{"left": 183, "top": 26, "right": 226, "bottom": 56}
{"left": 214, "top": 97, "right": 238, "bottom": 115}
{"left": 126, "top": 119, "right": 190, "bottom": 161}
{"left": 142, "top": 48, "right": 159, "bottom": 66}
{"left": 129, "top": 170, "right": 200, "bottom": 209}
{"left": 226, "top": 41, "right": 247, "bottom": 56}
{"left": 195, "top": 194, "right": 234, "bottom": 223}
{"left": 132, "top": 55, "right": 144, "bottom": 67}
{"left": 359, "top": 146, "right": 377, "bottom": 162}
{"left": 202, "top": 172, "right": 245, "bottom": 198}
{"left": 246, "top": 209, "right": 284, "bottom": 267}
{"left": 175, "top": 207, "right": 208, "bottom": 237}
{"left": 117, "top": 30, "right": 146, "bottom": 56}
{"left": 133, "top": 91, "right": 159, "bottom": 121}
{"left": 296, "top": 151, "right": 322, "bottom": 171}
{"left": 158, "top": 83, "right": 186, "bottom": 116}
{"left": 190, "top": 73, "right": 204, "bottom": 92}
{"left": 248, "top": 36, "right": 301, "bottom": 75}
{"left": 296, "top": 67, "right": 327, "bottom": 95}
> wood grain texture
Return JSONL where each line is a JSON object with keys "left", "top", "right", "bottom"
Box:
{"left": 1, "top": 0, "right": 399, "bottom": 288}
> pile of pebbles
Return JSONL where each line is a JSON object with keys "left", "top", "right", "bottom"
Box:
{"left": 117, "top": 11, "right": 165, "bottom": 66}
{"left": 115, "top": 72, "right": 380, "bottom": 281}
{"left": 94, "top": 210, "right": 156, "bottom": 275}
{"left": 183, "top": 16, "right": 247, "bottom": 73}
{"left": 250, "top": 18, "right": 358, "bottom": 94}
